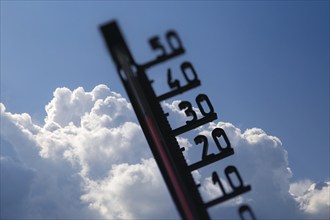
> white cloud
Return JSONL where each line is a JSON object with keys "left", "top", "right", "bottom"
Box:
{"left": 1, "top": 85, "right": 329, "bottom": 219}
{"left": 0, "top": 116, "right": 100, "bottom": 219}
{"left": 194, "top": 122, "right": 300, "bottom": 218}
{"left": 1, "top": 84, "right": 173, "bottom": 219}
{"left": 290, "top": 179, "right": 313, "bottom": 197}
{"left": 81, "top": 158, "right": 177, "bottom": 219}
{"left": 291, "top": 181, "right": 330, "bottom": 219}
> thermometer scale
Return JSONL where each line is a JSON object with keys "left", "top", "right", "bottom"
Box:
{"left": 100, "top": 20, "right": 256, "bottom": 220}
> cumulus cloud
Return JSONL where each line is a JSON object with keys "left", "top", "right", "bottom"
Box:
{"left": 81, "top": 158, "right": 176, "bottom": 219}
{"left": 192, "top": 122, "right": 300, "bottom": 219}
{"left": 1, "top": 85, "right": 173, "bottom": 219}
{"left": 290, "top": 179, "right": 314, "bottom": 197}
{"left": 1, "top": 85, "right": 329, "bottom": 219}
{"left": 291, "top": 181, "right": 330, "bottom": 219}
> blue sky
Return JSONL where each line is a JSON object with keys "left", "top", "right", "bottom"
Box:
{"left": 1, "top": 1, "right": 329, "bottom": 219}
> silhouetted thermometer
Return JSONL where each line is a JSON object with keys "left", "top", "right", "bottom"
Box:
{"left": 100, "top": 20, "right": 257, "bottom": 220}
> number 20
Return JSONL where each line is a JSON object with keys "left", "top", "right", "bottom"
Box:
{"left": 194, "top": 128, "right": 232, "bottom": 160}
